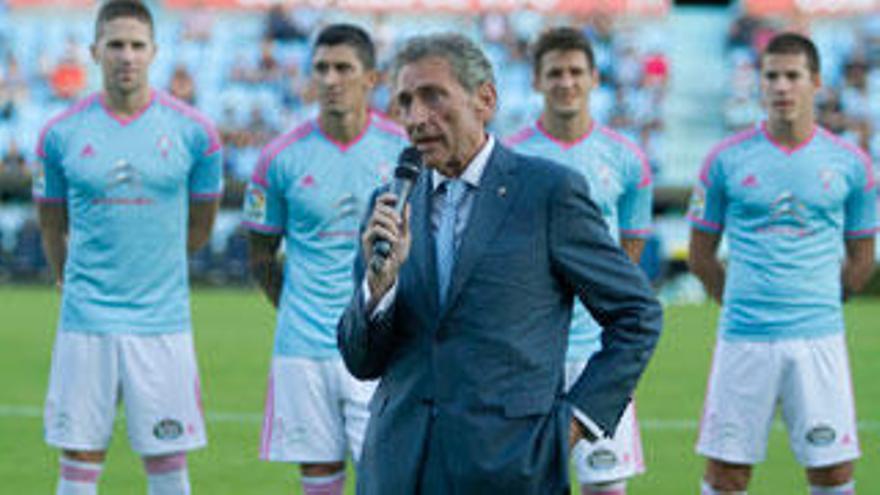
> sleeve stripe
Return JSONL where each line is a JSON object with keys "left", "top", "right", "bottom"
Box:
{"left": 190, "top": 192, "right": 222, "bottom": 200}
{"left": 252, "top": 121, "right": 315, "bottom": 187}
{"left": 686, "top": 214, "right": 722, "bottom": 232}
{"left": 503, "top": 124, "right": 537, "bottom": 147}
{"left": 620, "top": 228, "right": 653, "bottom": 237}
{"left": 33, "top": 196, "right": 66, "bottom": 204}
{"left": 845, "top": 227, "right": 880, "bottom": 238}
{"left": 242, "top": 221, "right": 283, "bottom": 234}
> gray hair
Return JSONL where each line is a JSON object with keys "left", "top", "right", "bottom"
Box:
{"left": 390, "top": 33, "right": 495, "bottom": 93}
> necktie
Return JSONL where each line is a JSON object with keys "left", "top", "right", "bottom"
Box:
{"left": 436, "top": 179, "right": 466, "bottom": 307}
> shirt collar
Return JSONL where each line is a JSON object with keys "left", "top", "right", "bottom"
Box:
{"left": 432, "top": 135, "right": 495, "bottom": 192}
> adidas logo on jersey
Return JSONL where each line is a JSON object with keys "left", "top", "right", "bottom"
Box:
{"left": 80, "top": 144, "right": 96, "bottom": 158}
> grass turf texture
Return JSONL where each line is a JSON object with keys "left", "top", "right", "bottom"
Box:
{"left": 1, "top": 286, "right": 878, "bottom": 494}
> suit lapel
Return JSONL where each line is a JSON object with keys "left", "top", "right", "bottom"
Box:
{"left": 406, "top": 170, "right": 439, "bottom": 316}
{"left": 443, "top": 145, "right": 518, "bottom": 313}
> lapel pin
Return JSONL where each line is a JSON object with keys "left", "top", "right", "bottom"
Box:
{"left": 497, "top": 186, "right": 507, "bottom": 197}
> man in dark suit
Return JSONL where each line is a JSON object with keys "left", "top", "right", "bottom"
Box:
{"left": 338, "top": 33, "right": 663, "bottom": 494}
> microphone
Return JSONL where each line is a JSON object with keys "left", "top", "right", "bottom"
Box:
{"left": 370, "top": 147, "right": 423, "bottom": 274}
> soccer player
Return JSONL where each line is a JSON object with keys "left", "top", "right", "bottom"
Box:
{"left": 33, "top": 1, "right": 223, "bottom": 495}
{"left": 243, "top": 24, "right": 407, "bottom": 495}
{"left": 689, "top": 33, "right": 876, "bottom": 495}
{"left": 505, "top": 27, "right": 652, "bottom": 495}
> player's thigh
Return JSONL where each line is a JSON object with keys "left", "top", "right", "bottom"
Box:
{"left": 696, "top": 338, "right": 781, "bottom": 465}
{"left": 45, "top": 331, "right": 119, "bottom": 451}
{"left": 780, "top": 334, "right": 860, "bottom": 468}
{"left": 118, "top": 332, "right": 206, "bottom": 456}
{"left": 338, "top": 359, "right": 377, "bottom": 462}
{"left": 572, "top": 402, "right": 645, "bottom": 485}
{"left": 261, "top": 356, "right": 347, "bottom": 463}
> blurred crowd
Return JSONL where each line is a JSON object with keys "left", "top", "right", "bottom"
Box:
{"left": 723, "top": 10, "right": 880, "bottom": 161}
{"left": 0, "top": 4, "right": 669, "bottom": 281}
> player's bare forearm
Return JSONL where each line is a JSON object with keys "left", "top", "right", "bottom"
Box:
{"left": 248, "top": 232, "right": 283, "bottom": 308}
{"left": 187, "top": 199, "right": 220, "bottom": 253}
{"left": 841, "top": 236, "right": 876, "bottom": 300}
{"left": 621, "top": 237, "right": 646, "bottom": 264}
{"left": 688, "top": 228, "right": 725, "bottom": 304}
{"left": 37, "top": 203, "right": 68, "bottom": 285}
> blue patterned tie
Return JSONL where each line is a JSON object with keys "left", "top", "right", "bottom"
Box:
{"left": 436, "top": 179, "right": 467, "bottom": 307}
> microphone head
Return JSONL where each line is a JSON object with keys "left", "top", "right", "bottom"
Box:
{"left": 395, "top": 147, "right": 423, "bottom": 180}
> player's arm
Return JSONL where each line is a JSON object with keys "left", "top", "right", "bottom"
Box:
{"left": 248, "top": 232, "right": 283, "bottom": 308}
{"left": 620, "top": 238, "right": 646, "bottom": 264}
{"left": 37, "top": 203, "right": 68, "bottom": 285}
{"left": 688, "top": 229, "right": 724, "bottom": 304}
{"left": 842, "top": 237, "right": 875, "bottom": 300}
{"left": 188, "top": 199, "right": 219, "bottom": 253}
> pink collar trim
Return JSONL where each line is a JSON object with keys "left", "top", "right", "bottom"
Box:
{"left": 316, "top": 112, "right": 372, "bottom": 152}
{"left": 99, "top": 90, "right": 156, "bottom": 126}
{"left": 535, "top": 118, "right": 595, "bottom": 150}
{"left": 761, "top": 121, "right": 817, "bottom": 155}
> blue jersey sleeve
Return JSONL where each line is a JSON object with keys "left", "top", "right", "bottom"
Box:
{"left": 188, "top": 121, "right": 224, "bottom": 200}
{"left": 618, "top": 150, "right": 653, "bottom": 238}
{"left": 243, "top": 150, "right": 286, "bottom": 235}
{"left": 844, "top": 157, "right": 878, "bottom": 238}
{"left": 33, "top": 126, "right": 67, "bottom": 203}
{"left": 687, "top": 152, "right": 726, "bottom": 233}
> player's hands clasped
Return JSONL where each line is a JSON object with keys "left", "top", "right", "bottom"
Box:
{"left": 363, "top": 193, "right": 411, "bottom": 302}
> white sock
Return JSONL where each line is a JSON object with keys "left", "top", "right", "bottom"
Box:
{"left": 583, "top": 479, "right": 627, "bottom": 494}
{"left": 57, "top": 457, "right": 103, "bottom": 495}
{"left": 144, "top": 453, "right": 190, "bottom": 495}
{"left": 701, "top": 479, "right": 747, "bottom": 495}
{"left": 301, "top": 471, "right": 346, "bottom": 495}
{"left": 811, "top": 481, "right": 855, "bottom": 495}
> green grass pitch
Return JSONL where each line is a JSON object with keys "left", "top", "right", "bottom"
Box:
{"left": 1, "top": 286, "right": 878, "bottom": 494}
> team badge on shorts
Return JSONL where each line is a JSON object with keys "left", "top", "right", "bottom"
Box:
{"left": 587, "top": 448, "right": 618, "bottom": 471}
{"left": 153, "top": 418, "right": 184, "bottom": 440}
{"left": 806, "top": 424, "right": 836, "bottom": 447}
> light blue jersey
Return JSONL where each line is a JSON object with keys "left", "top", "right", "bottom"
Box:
{"left": 33, "top": 91, "right": 224, "bottom": 334}
{"left": 243, "top": 112, "right": 408, "bottom": 358}
{"left": 505, "top": 120, "right": 653, "bottom": 362}
{"left": 687, "top": 123, "right": 878, "bottom": 340}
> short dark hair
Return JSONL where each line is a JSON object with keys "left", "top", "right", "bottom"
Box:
{"left": 314, "top": 24, "right": 376, "bottom": 71}
{"left": 95, "top": 0, "right": 154, "bottom": 42}
{"left": 531, "top": 27, "right": 595, "bottom": 75}
{"left": 762, "top": 32, "right": 820, "bottom": 75}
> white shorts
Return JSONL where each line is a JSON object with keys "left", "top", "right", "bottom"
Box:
{"left": 260, "top": 356, "right": 376, "bottom": 463}
{"left": 565, "top": 360, "right": 645, "bottom": 484}
{"left": 44, "top": 331, "right": 207, "bottom": 456}
{"left": 696, "top": 333, "right": 860, "bottom": 467}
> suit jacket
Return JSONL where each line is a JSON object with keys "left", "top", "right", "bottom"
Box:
{"left": 338, "top": 143, "right": 662, "bottom": 494}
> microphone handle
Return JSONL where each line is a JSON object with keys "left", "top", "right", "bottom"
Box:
{"left": 369, "top": 180, "right": 414, "bottom": 274}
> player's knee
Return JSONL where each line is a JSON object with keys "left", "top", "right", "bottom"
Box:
{"left": 704, "top": 459, "right": 752, "bottom": 491}
{"left": 62, "top": 449, "right": 107, "bottom": 463}
{"left": 300, "top": 462, "right": 345, "bottom": 477}
{"left": 807, "top": 462, "right": 854, "bottom": 487}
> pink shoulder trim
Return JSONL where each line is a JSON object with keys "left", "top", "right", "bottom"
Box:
{"left": 370, "top": 110, "right": 407, "bottom": 138}
{"left": 156, "top": 91, "right": 222, "bottom": 156}
{"left": 598, "top": 126, "right": 653, "bottom": 189}
{"left": 36, "top": 93, "right": 99, "bottom": 159}
{"left": 251, "top": 120, "right": 316, "bottom": 187}
{"left": 820, "top": 128, "right": 876, "bottom": 191}
{"left": 699, "top": 127, "right": 760, "bottom": 185}
{"left": 503, "top": 125, "right": 537, "bottom": 147}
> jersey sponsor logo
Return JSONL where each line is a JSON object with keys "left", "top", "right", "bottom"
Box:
{"left": 80, "top": 144, "right": 96, "bottom": 158}
{"left": 759, "top": 191, "right": 811, "bottom": 237}
{"left": 318, "top": 193, "right": 362, "bottom": 239}
{"left": 243, "top": 186, "right": 267, "bottom": 224}
{"left": 153, "top": 418, "right": 185, "bottom": 440}
{"left": 586, "top": 448, "right": 618, "bottom": 470}
{"left": 92, "top": 159, "right": 154, "bottom": 205}
{"left": 805, "top": 424, "right": 836, "bottom": 446}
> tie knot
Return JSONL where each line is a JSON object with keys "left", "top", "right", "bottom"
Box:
{"left": 443, "top": 179, "right": 467, "bottom": 205}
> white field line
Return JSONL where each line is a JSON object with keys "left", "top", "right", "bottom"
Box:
{"left": 2, "top": 404, "right": 879, "bottom": 432}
